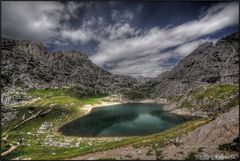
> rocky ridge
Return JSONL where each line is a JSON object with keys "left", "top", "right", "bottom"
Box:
{"left": 1, "top": 37, "right": 138, "bottom": 105}
{"left": 162, "top": 84, "right": 239, "bottom": 117}
{"left": 1, "top": 32, "right": 239, "bottom": 104}
{"left": 139, "top": 32, "right": 239, "bottom": 98}
{"left": 162, "top": 107, "right": 239, "bottom": 160}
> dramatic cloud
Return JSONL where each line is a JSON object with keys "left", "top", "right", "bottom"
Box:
{"left": 60, "top": 28, "right": 94, "bottom": 44}
{"left": 1, "top": 1, "right": 80, "bottom": 42}
{"left": 108, "top": 52, "right": 174, "bottom": 77}
{"left": 2, "top": 1, "right": 239, "bottom": 77}
{"left": 175, "top": 38, "right": 217, "bottom": 57}
{"left": 89, "top": 2, "right": 239, "bottom": 77}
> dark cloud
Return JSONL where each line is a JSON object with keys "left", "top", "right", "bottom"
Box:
{"left": 2, "top": 1, "right": 239, "bottom": 77}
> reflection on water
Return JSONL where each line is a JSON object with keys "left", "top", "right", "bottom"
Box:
{"left": 58, "top": 103, "right": 192, "bottom": 137}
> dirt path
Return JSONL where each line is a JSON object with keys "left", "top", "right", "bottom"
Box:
{"left": 9, "top": 106, "right": 54, "bottom": 132}
{"left": 1, "top": 145, "right": 18, "bottom": 157}
{"left": 69, "top": 145, "right": 156, "bottom": 160}
{"left": 1, "top": 106, "right": 54, "bottom": 158}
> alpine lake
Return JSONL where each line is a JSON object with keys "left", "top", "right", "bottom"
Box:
{"left": 58, "top": 103, "right": 194, "bottom": 137}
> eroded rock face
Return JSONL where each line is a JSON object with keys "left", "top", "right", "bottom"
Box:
{"left": 1, "top": 37, "right": 138, "bottom": 97}
{"left": 162, "top": 84, "right": 239, "bottom": 116}
{"left": 162, "top": 107, "right": 239, "bottom": 160}
{"left": 1, "top": 32, "right": 239, "bottom": 102}
{"left": 145, "top": 32, "right": 239, "bottom": 98}
{"left": 2, "top": 37, "right": 48, "bottom": 56}
{"left": 1, "top": 106, "right": 18, "bottom": 126}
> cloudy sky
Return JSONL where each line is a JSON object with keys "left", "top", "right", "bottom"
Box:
{"left": 1, "top": 1, "right": 239, "bottom": 77}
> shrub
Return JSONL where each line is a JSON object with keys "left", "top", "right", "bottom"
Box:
{"left": 185, "top": 151, "right": 197, "bottom": 160}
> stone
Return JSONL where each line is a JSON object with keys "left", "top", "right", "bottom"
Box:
{"left": 75, "top": 142, "right": 80, "bottom": 147}
{"left": 162, "top": 107, "right": 239, "bottom": 160}
{"left": 137, "top": 150, "right": 142, "bottom": 154}
{"left": 138, "top": 32, "right": 239, "bottom": 98}
{"left": 1, "top": 37, "right": 138, "bottom": 106}
{"left": 87, "top": 157, "right": 95, "bottom": 160}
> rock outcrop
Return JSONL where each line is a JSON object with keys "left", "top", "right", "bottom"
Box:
{"left": 1, "top": 37, "right": 138, "bottom": 99}
{"left": 162, "top": 84, "right": 239, "bottom": 116}
{"left": 143, "top": 32, "right": 239, "bottom": 98}
{"left": 1, "top": 32, "right": 239, "bottom": 103}
{"left": 162, "top": 107, "right": 239, "bottom": 160}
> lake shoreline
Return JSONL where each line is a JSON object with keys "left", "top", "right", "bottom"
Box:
{"left": 60, "top": 102, "right": 190, "bottom": 137}
{"left": 81, "top": 98, "right": 204, "bottom": 118}
{"left": 82, "top": 98, "right": 167, "bottom": 114}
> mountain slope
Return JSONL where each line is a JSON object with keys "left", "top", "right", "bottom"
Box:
{"left": 1, "top": 32, "right": 239, "bottom": 102}
{"left": 1, "top": 37, "right": 137, "bottom": 96}
{"left": 142, "top": 32, "right": 239, "bottom": 98}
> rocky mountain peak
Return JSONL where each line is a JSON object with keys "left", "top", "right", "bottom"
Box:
{"left": 1, "top": 32, "right": 238, "bottom": 100}
{"left": 216, "top": 32, "right": 239, "bottom": 46}
{"left": 2, "top": 37, "right": 48, "bottom": 56}
{"left": 143, "top": 32, "right": 239, "bottom": 98}
{"left": 1, "top": 37, "right": 138, "bottom": 97}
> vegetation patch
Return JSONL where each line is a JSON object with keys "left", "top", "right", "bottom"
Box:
{"left": 2, "top": 87, "right": 211, "bottom": 160}
{"left": 218, "top": 137, "right": 239, "bottom": 152}
{"left": 185, "top": 151, "right": 198, "bottom": 160}
{"left": 2, "top": 88, "right": 106, "bottom": 160}
{"left": 191, "top": 84, "right": 238, "bottom": 100}
{"left": 224, "top": 96, "right": 239, "bottom": 108}
{"left": 27, "top": 87, "right": 107, "bottom": 99}
{"left": 2, "top": 104, "right": 210, "bottom": 160}
{"left": 27, "top": 87, "right": 82, "bottom": 98}
{"left": 14, "top": 80, "right": 25, "bottom": 88}
{"left": 171, "top": 95, "right": 183, "bottom": 102}
{"left": 179, "top": 101, "right": 192, "bottom": 108}
{"left": 120, "top": 89, "right": 147, "bottom": 100}
{"left": 172, "top": 84, "right": 239, "bottom": 113}
{"left": 132, "top": 118, "right": 210, "bottom": 159}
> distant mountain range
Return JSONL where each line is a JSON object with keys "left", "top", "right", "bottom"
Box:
{"left": 1, "top": 32, "right": 239, "bottom": 101}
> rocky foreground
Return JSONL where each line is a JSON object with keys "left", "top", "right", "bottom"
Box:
{"left": 67, "top": 107, "right": 239, "bottom": 160}
{"left": 162, "top": 107, "right": 239, "bottom": 160}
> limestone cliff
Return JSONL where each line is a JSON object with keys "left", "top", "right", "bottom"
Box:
{"left": 1, "top": 38, "right": 137, "bottom": 95}
{"left": 141, "top": 32, "right": 239, "bottom": 98}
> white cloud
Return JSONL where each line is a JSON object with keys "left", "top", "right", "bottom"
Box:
{"left": 1, "top": 1, "right": 81, "bottom": 42}
{"left": 1, "top": 2, "right": 239, "bottom": 77}
{"left": 53, "top": 40, "right": 69, "bottom": 46}
{"left": 168, "top": 3, "right": 238, "bottom": 42}
{"left": 106, "top": 23, "right": 140, "bottom": 40}
{"left": 89, "top": 2, "right": 239, "bottom": 77}
{"left": 111, "top": 10, "right": 134, "bottom": 22}
{"left": 60, "top": 29, "right": 94, "bottom": 44}
{"left": 66, "top": 1, "right": 83, "bottom": 18}
{"left": 175, "top": 38, "right": 217, "bottom": 57}
{"left": 108, "top": 52, "right": 173, "bottom": 77}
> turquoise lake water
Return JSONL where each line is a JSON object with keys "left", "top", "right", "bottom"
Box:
{"left": 58, "top": 103, "right": 192, "bottom": 137}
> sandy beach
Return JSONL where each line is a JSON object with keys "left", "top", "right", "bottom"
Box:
{"left": 82, "top": 101, "right": 123, "bottom": 114}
